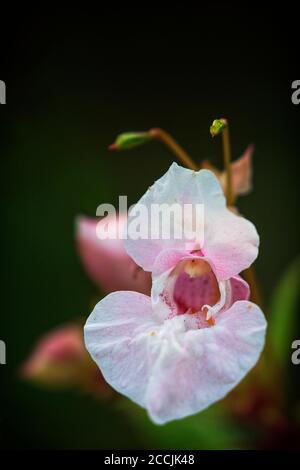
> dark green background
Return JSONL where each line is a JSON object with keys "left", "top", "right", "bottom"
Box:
{"left": 1, "top": 8, "right": 299, "bottom": 448}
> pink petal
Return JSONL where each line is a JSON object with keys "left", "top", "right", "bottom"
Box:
{"left": 76, "top": 215, "right": 151, "bottom": 295}
{"left": 152, "top": 252, "right": 250, "bottom": 325}
{"left": 124, "top": 163, "right": 259, "bottom": 279}
{"left": 152, "top": 248, "right": 194, "bottom": 276}
{"left": 151, "top": 250, "right": 208, "bottom": 320}
{"left": 203, "top": 207, "right": 259, "bottom": 279}
{"left": 151, "top": 251, "right": 223, "bottom": 321}
{"left": 230, "top": 275, "right": 250, "bottom": 303}
{"left": 173, "top": 270, "right": 219, "bottom": 314}
{"left": 220, "top": 145, "right": 253, "bottom": 196}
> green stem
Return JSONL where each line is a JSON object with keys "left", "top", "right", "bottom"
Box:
{"left": 221, "top": 125, "right": 234, "bottom": 206}
{"left": 148, "top": 128, "right": 198, "bottom": 170}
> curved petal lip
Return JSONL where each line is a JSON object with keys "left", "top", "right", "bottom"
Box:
{"left": 145, "top": 301, "right": 267, "bottom": 424}
{"left": 84, "top": 288, "right": 267, "bottom": 424}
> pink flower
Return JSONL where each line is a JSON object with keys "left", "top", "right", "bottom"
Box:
{"left": 22, "top": 323, "right": 112, "bottom": 398}
{"left": 76, "top": 214, "right": 151, "bottom": 295}
{"left": 84, "top": 163, "right": 266, "bottom": 424}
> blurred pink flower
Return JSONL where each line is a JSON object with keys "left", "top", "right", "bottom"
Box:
{"left": 76, "top": 214, "right": 152, "bottom": 295}
{"left": 85, "top": 163, "right": 266, "bottom": 424}
{"left": 21, "top": 323, "right": 113, "bottom": 398}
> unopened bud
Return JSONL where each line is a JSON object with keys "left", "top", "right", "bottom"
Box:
{"left": 109, "top": 132, "right": 152, "bottom": 151}
{"left": 210, "top": 118, "right": 228, "bottom": 137}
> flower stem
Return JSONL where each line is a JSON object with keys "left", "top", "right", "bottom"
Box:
{"left": 221, "top": 123, "right": 234, "bottom": 206}
{"left": 242, "top": 266, "right": 264, "bottom": 310}
{"left": 210, "top": 118, "right": 234, "bottom": 206}
{"left": 148, "top": 128, "right": 198, "bottom": 171}
{"left": 210, "top": 118, "right": 263, "bottom": 308}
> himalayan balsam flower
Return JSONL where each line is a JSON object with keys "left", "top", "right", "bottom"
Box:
{"left": 76, "top": 149, "right": 252, "bottom": 296}
{"left": 76, "top": 215, "right": 151, "bottom": 295}
{"left": 84, "top": 163, "right": 266, "bottom": 424}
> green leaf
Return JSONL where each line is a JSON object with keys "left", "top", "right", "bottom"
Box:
{"left": 269, "top": 256, "right": 300, "bottom": 365}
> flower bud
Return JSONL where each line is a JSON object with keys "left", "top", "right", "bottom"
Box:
{"left": 21, "top": 324, "right": 113, "bottom": 398}
{"left": 109, "top": 132, "right": 152, "bottom": 150}
{"left": 210, "top": 118, "right": 228, "bottom": 137}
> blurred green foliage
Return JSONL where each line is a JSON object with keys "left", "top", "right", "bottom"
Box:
{"left": 269, "top": 257, "right": 300, "bottom": 367}
{"left": 117, "top": 400, "right": 251, "bottom": 450}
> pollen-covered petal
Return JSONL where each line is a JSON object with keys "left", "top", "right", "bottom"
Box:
{"left": 84, "top": 291, "right": 160, "bottom": 406}
{"left": 145, "top": 301, "right": 266, "bottom": 424}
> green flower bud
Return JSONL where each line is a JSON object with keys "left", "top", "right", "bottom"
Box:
{"left": 109, "top": 132, "right": 152, "bottom": 150}
{"left": 210, "top": 118, "right": 228, "bottom": 137}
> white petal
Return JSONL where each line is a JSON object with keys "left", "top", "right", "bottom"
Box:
{"left": 124, "top": 163, "right": 225, "bottom": 271}
{"left": 124, "top": 163, "right": 259, "bottom": 279}
{"left": 84, "top": 291, "right": 159, "bottom": 406}
{"left": 145, "top": 301, "right": 266, "bottom": 424}
{"left": 85, "top": 292, "right": 266, "bottom": 425}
